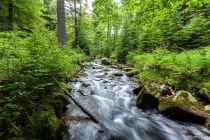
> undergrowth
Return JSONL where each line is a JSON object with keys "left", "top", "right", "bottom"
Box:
{"left": 127, "top": 47, "right": 210, "bottom": 92}
{"left": 0, "top": 30, "right": 87, "bottom": 139}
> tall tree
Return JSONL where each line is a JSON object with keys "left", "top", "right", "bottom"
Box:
{"left": 0, "top": 0, "right": 45, "bottom": 31}
{"left": 74, "top": 0, "right": 79, "bottom": 47}
{"left": 8, "top": 0, "right": 13, "bottom": 30}
{"left": 57, "top": 0, "right": 67, "bottom": 46}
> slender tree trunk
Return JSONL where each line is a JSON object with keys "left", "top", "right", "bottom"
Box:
{"left": 8, "top": 0, "right": 13, "bottom": 30}
{"left": 114, "top": 25, "right": 118, "bottom": 49}
{"left": 78, "top": 0, "right": 82, "bottom": 47}
{"left": 57, "top": 0, "right": 67, "bottom": 46}
{"left": 74, "top": 0, "right": 79, "bottom": 47}
{"left": 107, "top": 8, "right": 111, "bottom": 48}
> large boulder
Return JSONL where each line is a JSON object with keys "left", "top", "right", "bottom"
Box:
{"left": 101, "top": 58, "right": 110, "bottom": 65}
{"left": 136, "top": 85, "right": 161, "bottom": 109}
{"left": 158, "top": 91, "right": 208, "bottom": 124}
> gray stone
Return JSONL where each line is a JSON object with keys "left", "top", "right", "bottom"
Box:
{"left": 158, "top": 91, "right": 208, "bottom": 124}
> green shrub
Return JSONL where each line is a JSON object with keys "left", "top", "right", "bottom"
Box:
{"left": 128, "top": 46, "right": 210, "bottom": 91}
{"left": 0, "top": 30, "right": 86, "bottom": 139}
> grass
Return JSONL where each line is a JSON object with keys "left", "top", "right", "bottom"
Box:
{"left": 128, "top": 46, "right": 210, "bottom": 91}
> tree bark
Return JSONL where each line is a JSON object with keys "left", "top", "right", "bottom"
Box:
{"left": 74, "top": 0, "right": 79, "bottom": 47}
{"left": 57, "top": 0, "right": 67, "bottom": 46}
{"left": 8, "top": 0, "right": 13, "bottom": 30}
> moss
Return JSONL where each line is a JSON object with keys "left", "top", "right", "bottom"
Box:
{"left": 26, "top": 105, "right": 65, "bottom": 140}
{"left": 43, "top": 99, "right": 63, "bottom": 115}
{"left": 81, "top": 82, "right": 88, "bottom": 87}
{"left": 59, "top": 82, "right": 72, "bottom": 90}
{"left": 205, "top": 110, "right": 210, "bottom": 114}
{"left": 126, "top": 70, "right": 138, "bottom": 77}
{"left": 136, "top": 85, "right": 160, "bottom": 109}
{"left": 158, "top": 91, "right": 208, "bottom": 124}
{"left": 111, "top": 75, "right": 115, "bottom": 80}
{"left": 203, "top": 82, "right": 210, "bottom": 90}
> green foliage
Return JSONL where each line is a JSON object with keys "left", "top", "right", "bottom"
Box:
{"left": 0, "top": 30, "right": 86, "bottom": 139}
{"left": 27, "top": 105, "right": 65, "bottom": 140}
{"left": 129, "top": 47, "right": 210, "bottom": 91}
{"left": 0, "top": 0, "right": 46, "bottom": 31}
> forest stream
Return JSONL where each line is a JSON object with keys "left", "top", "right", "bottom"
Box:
{"left": 61, "top": 59, "right": 210, "bottom": 140}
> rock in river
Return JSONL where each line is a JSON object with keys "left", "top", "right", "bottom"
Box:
{"left": 158, "top": 91, "right": 208, "bottom": 124}
{"left": 136, "top": 85, "right": 161, "bottom": 109}
{"left": 101, "top": 57, "right": 110, "bottom": 65}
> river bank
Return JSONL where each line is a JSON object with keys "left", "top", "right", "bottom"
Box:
{"left": 61, "top": 59, "right": 210, "bottom": 140}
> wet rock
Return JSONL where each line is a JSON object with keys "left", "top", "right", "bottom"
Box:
{"left": 101, "top": 58, "right": 110, "bottom": 65}
{"left": 93, "top": 65, "right": 103, "bottom": 69}
{"left": 132, "top": 85, "right": 144, "bottom": 95}
{"left": 81, "top": 82, "right": 90, "bottom": 87}
{"left": 103, "top": 68, "right": 110, "bottom": 71}
{"left": 158, "top": 91, "right": 208, "bottom": 124}
{"left": 96, "top": 74, "right": 106, "bottom": 78}
{"left": 110, "top": 65, "right": 119, "bottom": 69}
{"left": 136, "top": 85, "right": 161, "bottom": 109}
{"left": 113, "top": 72, "right": 124, "bottom": 76}
{"left": 159, "top": 84, "right": 173, "bottom": 96}
{"left": 78, "top": 88, "right": 93, "bottom": 96}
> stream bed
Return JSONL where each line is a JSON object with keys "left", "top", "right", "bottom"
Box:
{"left": 61, "top": 60, "right": 210, "bottom": 140}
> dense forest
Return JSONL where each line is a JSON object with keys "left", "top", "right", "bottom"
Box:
{"left": 0, "top": 0, "right": 210, "bottom": 139}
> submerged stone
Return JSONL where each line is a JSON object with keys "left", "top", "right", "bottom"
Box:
{"left": 113, "top": 72, "right": 124, "bottom": 76}
{"left": 158, "top": 91, "right": 208, "bottom": 124}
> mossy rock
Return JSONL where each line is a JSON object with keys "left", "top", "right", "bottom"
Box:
{"left": 126, "top": 70, "right": 138, "bottom": 77}
{"left": 81, "top": 82, "right": 89, "bottom": 87}
{"left": 136, "top": 85, "right": 161, "bottom": 109}
{"left": 27, "top": 105, "right": 65, "bottom": 140}
{"left": 110, "top": 65, "right": 119, "bottom": 69}
{"left": 101, "top": 57, "right": 110, "bottom": 65}
{"left": 158, "top": 91, "right": 208, "bottom": 124}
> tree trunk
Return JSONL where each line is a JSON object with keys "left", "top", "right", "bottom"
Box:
{"left": 106, "top": 8, "right": 111, "bottom": 49}
{"left": 8, "top": 0, "right": 13, "bottom": 30}
{"left": 74, "top": 0, "right": 79, "bottom": 47}
{"left": 57, "top": 0, "right": 67, "bottom": 46}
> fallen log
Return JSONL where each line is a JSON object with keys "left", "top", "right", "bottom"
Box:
{"left": 53, "top": 78, "right": 99, "bottom": 123}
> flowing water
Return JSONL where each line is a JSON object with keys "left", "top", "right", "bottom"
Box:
{"left": 61, "top": 60, "right": 210, "bottom": 140}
